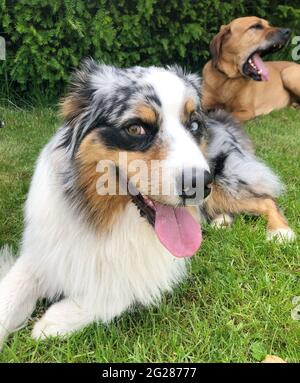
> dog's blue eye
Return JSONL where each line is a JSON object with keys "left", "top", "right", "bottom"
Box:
{"left": 190, "top": 121, "right": 200, "bottom": 133}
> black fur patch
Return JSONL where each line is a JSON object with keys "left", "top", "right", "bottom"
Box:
{"left": 211, "top": 152, "right": 228, "bottom": 178}
{"left": 96, "top": 120, "right": 159, "bottom": 152}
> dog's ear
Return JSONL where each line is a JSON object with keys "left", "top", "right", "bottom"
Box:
{"left": 60, "top": 59, "right": 98, "bottom": 123}
{"left": 209, "top": 25, "right": 231, "bottom": 69}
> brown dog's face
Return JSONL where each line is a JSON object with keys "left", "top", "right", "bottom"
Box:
{"left": 210, "top": 16, "right": 291, "bottom": 80}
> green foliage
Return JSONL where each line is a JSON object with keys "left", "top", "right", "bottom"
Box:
{"left": 0, "top": 0, "right": 299, "bottom": 102}
{"left": 250, "top": 342, "right": 267, "bottom": 361}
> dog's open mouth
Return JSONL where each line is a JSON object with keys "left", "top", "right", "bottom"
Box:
{"left": 242, "top": 43, "right": 285, "bottom": 81}
{"left": 131, "top": 193, "right": 202, "bottom": 258}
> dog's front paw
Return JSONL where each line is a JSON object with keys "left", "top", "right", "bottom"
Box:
{"left": 266, "top": 228, "right": 296, "bottom": 243}
{"left": 32, "top": 318, "right": 70, "bottom": 340}
{"left": 211, "top": 214, "right": 233, "bottom": 229}
{"left": 0, "top": 330, "right": 8, "bottom": 351}
{"left": 0, "top": 323, "right": 10, "bottom": 351}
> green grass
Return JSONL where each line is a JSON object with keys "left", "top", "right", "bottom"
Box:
{"left": 0, "top": 106, "right": 299, "bottom": 363}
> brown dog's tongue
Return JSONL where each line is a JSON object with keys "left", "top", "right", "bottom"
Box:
{"left": 253, "top": 53, "right": 269, "bottom": 81}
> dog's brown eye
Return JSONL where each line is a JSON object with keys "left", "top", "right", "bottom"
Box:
{"left": 127, "top": 125, "right": 146, "bottom": 136}
{"left": 250, "top": 23, "right": 264, "bottom": 30}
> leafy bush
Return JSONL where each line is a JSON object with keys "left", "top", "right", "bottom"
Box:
{"left": 0, "top": 0, "right": 299, "bottom": 102}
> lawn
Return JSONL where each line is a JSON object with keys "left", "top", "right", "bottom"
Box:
{"left": 0, "top": 106, "right": 299, "bottom": 362}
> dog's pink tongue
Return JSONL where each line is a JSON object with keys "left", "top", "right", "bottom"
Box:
{"left": 154, "top": 202, "right": 202, "bottom": 258}
{"left": 252, "top": 53, "right": 269, "bottom": 81}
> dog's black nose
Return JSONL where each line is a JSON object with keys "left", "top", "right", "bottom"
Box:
{"left": 279, "top": 28, "right": 291, "bottom": 38}
{"left": 178, "top": 168, "right": 212, "bottom": 200}
{"left": 204, "top": 170, "right": 213, "bottom": 198}
{"left": 179, "top": 167, "right": 198, "bottom": 200}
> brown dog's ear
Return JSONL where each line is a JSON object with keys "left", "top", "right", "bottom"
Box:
{"left": 209, "top": 25, "right": 231, "bottom": 68}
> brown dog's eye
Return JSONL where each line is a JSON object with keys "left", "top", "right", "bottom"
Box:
{"left": 250, "top": 23, "right": 264, "bottom": 30}
{"left": 126, "top": 125, "right": 146, "bottom": 136}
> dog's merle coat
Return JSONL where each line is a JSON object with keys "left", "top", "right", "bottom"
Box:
{"left": 58, "top": 61, "right": 282, "bottom": 225}
{"left": 60, "top": 61, "right": 201, "bottom": 157}
{"left": 205, "top": 110, "right": 282, "bottom": 201}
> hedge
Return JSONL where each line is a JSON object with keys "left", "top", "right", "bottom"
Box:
{"left": 0, "top": 0, "right": 300, "bottom": 102}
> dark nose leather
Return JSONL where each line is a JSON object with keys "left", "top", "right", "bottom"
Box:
{"left": 178, "top": 168, "right": 212, "bottom": 200}
{"left": 279, "top": 28, "right": 291, "bottom": 39}
{"left": 204, "top": 170, "right": 213, "bottom": 198}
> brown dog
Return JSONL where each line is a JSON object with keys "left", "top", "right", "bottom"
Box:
{"left": 202, "top": 16, "right": 300, "bottom": 121}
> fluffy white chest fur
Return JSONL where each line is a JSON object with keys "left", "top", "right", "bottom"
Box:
{"left": 25, "top": 136, "right": 187, "bottom": 317}
{"left": 0, "top": 134, "right": 187, "bottom": 343}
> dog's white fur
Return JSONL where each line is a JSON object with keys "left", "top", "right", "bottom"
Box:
{"left": 0, "top": 66, "right": 207, "bottom": 346}
{"left": 0, "top": 64, "right": 295, "bottom": 349}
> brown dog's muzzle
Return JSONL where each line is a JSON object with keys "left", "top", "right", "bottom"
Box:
{"left": 242, "top": 27, "right": 291, "bottom": 82}
{"left": 267, "top": 28, "right": 291, "bottom": 47}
